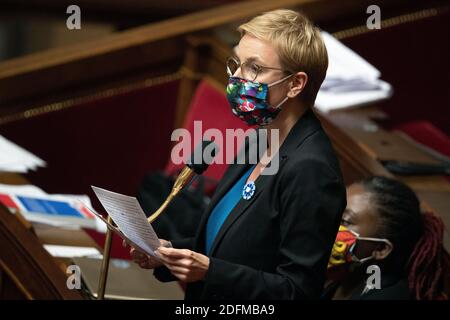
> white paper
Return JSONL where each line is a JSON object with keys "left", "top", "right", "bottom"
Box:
{"left": 0, "top": 183, "right": 47, "bottom": 197}
{"left": 321, "top": 31, "right": 380, "bottom": 80}
{"left": 0, "top": 135, "right": 46, "bottom": 173}
{"left": 25, "top": 215, "right": 82, "bottom": 229}
{"left": 315, "top": 32, "right": 393, "bottom": 112}
{"left": 44, "top": 244, "right": 101, "bottom": 258}
{"left": 91, "top": 186, "right": 161, "bottom": 256}
{"left": 316, "top": 79, "right": 392, "bottom": 112}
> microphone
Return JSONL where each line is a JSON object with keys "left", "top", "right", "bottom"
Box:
{"left": 147, "top": 140, "right": 218, "bottom": 223}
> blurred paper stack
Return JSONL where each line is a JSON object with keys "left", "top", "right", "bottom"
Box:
{"left": 0, "top": 183, "right": 106, "bottom": 232}
{"left": 0, "top": 135, "right": 46, "bottom": 173}
{"left": 315, "top": 32, "right": 393, "bottom": 112}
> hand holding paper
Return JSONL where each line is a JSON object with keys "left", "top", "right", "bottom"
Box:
{"left": 91, "top": 186, "right": 162, "bottom": 257}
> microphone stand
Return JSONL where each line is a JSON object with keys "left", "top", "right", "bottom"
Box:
{"left": 97, "top": 216, "right": 114, "bottom": 299}
{"left": 96, "top": 166, "right": 196, "bottom": 300}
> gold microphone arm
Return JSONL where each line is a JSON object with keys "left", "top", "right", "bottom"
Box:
{"left": 97, "top": 216, "right": 114, "bottom": 300}
{"left": 147, "top": 166, "right": 195, "bottom": 223}
{"left": 97, "top": 166, "right": 195, "bottom": 299}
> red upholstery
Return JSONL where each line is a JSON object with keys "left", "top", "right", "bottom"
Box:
{"left": 0, "top": 81, "right": 179, "bottom": 197}
{"left": 394, "top": 121, "right": 450, "bottom": 158}
{"left": 164, "top": 79, "right": 251, "bottom": 185}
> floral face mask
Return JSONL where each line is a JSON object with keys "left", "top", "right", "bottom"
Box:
{"left": 226, "top": 75, "right": 292, "bottom": 126}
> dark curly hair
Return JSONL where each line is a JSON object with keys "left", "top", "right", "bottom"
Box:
{"left": 360, "top": 176, "right": 449, "bottom": 300}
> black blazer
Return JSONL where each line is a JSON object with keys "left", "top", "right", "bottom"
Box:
{"left": 322, "top": 274, "right": 411, "bottom": 300}
{"left": 154, "top": 109, "right": 346, "bottom": 299}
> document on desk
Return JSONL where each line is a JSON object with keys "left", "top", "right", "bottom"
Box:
{"left": 91, "top": 186, "right": 161, "bottom": 257}
{"left": 0, "top": 135, "right": 46, "bottom": 173}
{"left": 314, "top": 31, "right": 393, "bottom": 112}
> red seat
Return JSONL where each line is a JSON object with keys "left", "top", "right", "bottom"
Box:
{"left": 394, "top": 121, "right": 450, "bottom": 158}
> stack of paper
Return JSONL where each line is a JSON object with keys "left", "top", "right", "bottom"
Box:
{"left": 0, "top": 183, "right": 106, "bottom": 232}
{"left": 315, "top": 32, "right": 393, "bottom": 112}
{"left": 91, "top": 186, "right": 162, "bottom": 257}
{"left": 0, "top": 135, "right": 46, "bottom": 173}
{"left": 43, "top": 244, "right": 102, "bottom": 258}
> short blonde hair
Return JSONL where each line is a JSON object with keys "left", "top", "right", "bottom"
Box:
{"left": 238, "top": 9, "right": 328, "bottom": 107}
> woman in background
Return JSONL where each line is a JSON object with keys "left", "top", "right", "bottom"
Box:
{"left": 325, "top": 176, "right": 449, "bottom": 300}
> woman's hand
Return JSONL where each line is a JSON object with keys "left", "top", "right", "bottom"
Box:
{"left": 126, "top": 239, "right": 171, "bottom": 269}
{"left": 157, "top": 247, "right": 210, "bottom": 282}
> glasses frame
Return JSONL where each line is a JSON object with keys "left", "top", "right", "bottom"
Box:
{"left": 226, "top": 56, "right": 290, "bottom": 82}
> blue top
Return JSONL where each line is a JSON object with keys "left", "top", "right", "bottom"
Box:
{"left": 205, "top": 165, "right": 255, "bottom": 255}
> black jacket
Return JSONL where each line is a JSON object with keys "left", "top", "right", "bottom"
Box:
{"left": 322, "top": 274, "right": 412, "bottom": 300}
{"left": 154, "top": 109, "right": 346, "bottom": 299}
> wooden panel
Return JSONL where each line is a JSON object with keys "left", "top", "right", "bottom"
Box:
{"left": 341, "top": 129, "right": 441, "bottom": 165}
{"left": 0, "top": 0, "right": 314, "bottom": 108}
{"left": 1, "top": 0, "right": 443, "bottom": 114}
{"left": 318, "top": 113, "right": 393, "bottom": 183}
{"left": 0, "top": 203, "right": 84, "bottom": 299}
{"left": 0, "top": 37, "right": 184, "bottom": 116}
{"left": 1, "top": 270, "right": 27, "bottom": 299}
{"left": 2, "top": 0, "right": 230, "bottom": 15}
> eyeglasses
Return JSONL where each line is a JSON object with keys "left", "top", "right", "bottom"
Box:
{"left": 226, "top": 56, "right": 289, "bottom": 82}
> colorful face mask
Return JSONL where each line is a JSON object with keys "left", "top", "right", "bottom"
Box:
{"left": 328, "top": 225, "right": 357, "bottom": 269}
{"left": 226, "top": 75, "right": 292, "bottom": 126}
{"left": 327, "top": 225, "right": 393, "bottom": 281}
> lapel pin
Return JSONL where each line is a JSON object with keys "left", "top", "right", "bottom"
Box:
{"left": 242, "top": 181, "right": 256, "bottom": 200}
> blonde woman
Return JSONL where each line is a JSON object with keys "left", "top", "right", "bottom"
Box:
{"left": 130, "top": 9, "right": 346, "bottom": 300}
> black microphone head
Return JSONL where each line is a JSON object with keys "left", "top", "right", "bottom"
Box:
{"left": 187, "top": 140, "right": 219, "bottom": 175}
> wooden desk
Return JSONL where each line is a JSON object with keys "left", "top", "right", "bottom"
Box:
{"left": 0, "top": 172, "right": 99, "bottom": 249}
{"left": 0, "top": 172, "right": 185, "bottom": 300}
{"left": 323, "top": 106, "right": 450, "bottom": 251}
{"left": 0, "top": 172, "right": 95, "bottom": 299}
